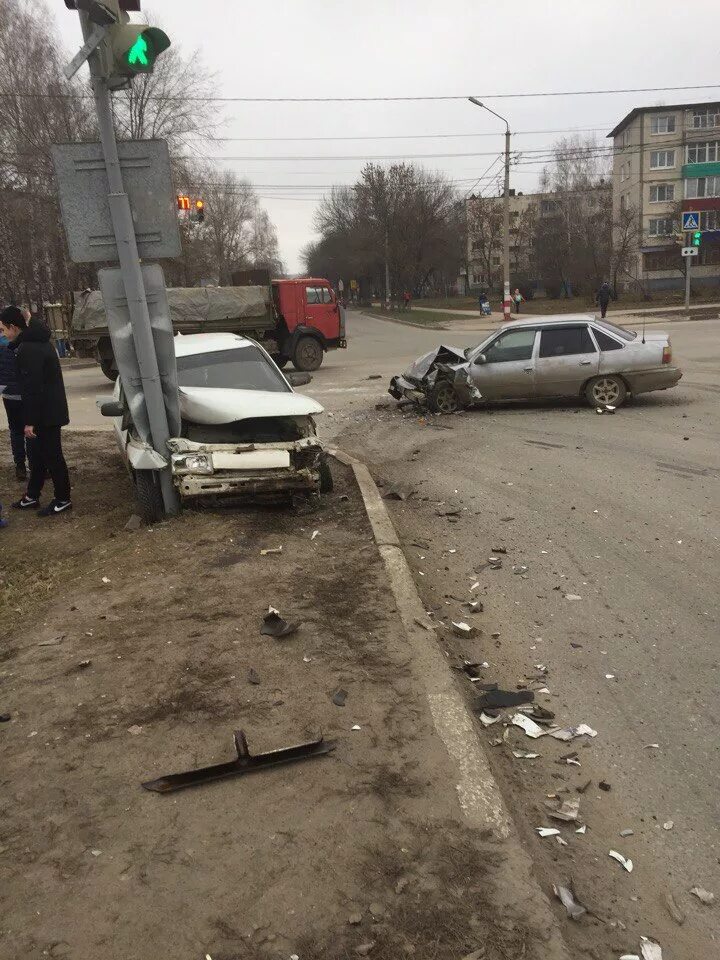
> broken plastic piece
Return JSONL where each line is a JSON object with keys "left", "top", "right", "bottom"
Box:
{"left": 332, "top": 688, "right": 348, "bottom": 707}
{"left": 512, "top": 564, "right": 529, "bottom": 575}
{"left": 690, "top": 886, "right": 715, "bottom": 905}
{"left": 548, "top": 798, "right": 581, "bottom": 822}
{"left": 260, "top": 546, "right": 283, "bottom": 555}
{"left": 609, "top": 850, "right": 633, "bottom": 873}
{"left": 663, "top": 820, "right": 674, "bottom": 831}
{"left": 261, "top": 609, "right": 299, "bottom": 638}
{"left": 548, "top": 723, "right": 598, "bottom": 741}
{"left": 452, "top": 621, "right": 477, "bottom": 637}
{"left": 351, "top": 724, "right": 361, "bottom": 731}
{"left": 488, "top": 556, "right": 503, "bottom": 569}
{"left": 564, "top": 594, "right": 582, "bottom": 601}
{"left": 311, "top": 529, "right": 319, "bottom": 540}
{"left": 536, "top": 827, "right": 561, "bottom": 837}
{"left": 247, "top": 668, "right": 261, "bottom": 685}
{"left": 511, "top": 713, "right": 546, "bottom": 738}
{"left": 513, "top": 751, "right": 540, "bottom": 759}
{"left": 664, "top": 892, "right": 685, "bottom": 925}
{"left": 576, "top": 825, "right": 587, "bottom": 835}
{"left": 477, "top": 689, "right": 534, "bottom": 710}
{"left": 553, "top": 884, "right": 586, "bottom": 920}
{"left": 620, "top": 829, "right": 634, "bottom": 837}
{"left": 640, "top": 937, "right": 663, "bottom": 960}
{"left": 479, "top": 712, "right": 502, "bottom": 727}
{"left": 141, "top": 730, "right": 335, "bottom": 793}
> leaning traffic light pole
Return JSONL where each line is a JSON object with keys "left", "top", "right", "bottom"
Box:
{"left": 66, "top": 0, "right": 179, "bottom": 516}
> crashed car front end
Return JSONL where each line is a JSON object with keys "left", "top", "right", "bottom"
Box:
{"left": 389, "top": 344, "right": 482, "bottom": 411}
{"left": 168, "top": 434, "right": 325, "bottom": 498}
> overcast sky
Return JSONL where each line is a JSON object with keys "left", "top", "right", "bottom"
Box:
{"left": 56, "top": 0, "right": 720, "bottom": 273}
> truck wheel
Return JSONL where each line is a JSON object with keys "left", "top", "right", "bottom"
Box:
{"left": 319, "top": 456, "right": 333, "bottom": 494}
{"left": 272, "top": 354, "right": 290, "bottom": 369}
{"left": 100, "top": 357, "right": 118, "bottom": 381}
{"left": 293, "top": 336, "right": 323, "bottom": 372}
{"left": 134, "top": 470, "right": 164, "bottom": 523}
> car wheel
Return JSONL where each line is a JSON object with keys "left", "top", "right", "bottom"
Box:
{"left": 319, "top": 456, "right": 333, "bottom": 493}
{"left": 428, "top": 380, "right": 460, "bottom": 414}
{"left": 134, "top": 470, "right": 164, "bottom": 523}
{"left": 585, "top": 375, "right": 627, "bottom": 408}
{"left": 293, "top": 336, "right": 323, "bottom": 372}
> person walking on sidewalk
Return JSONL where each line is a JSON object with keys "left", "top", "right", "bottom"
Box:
{"left": 596, "top": 281, "right": 612, "bottom": 320}
{"left": 513, "top": 287, "right": 524, "bottom": 314}
{"left": 0, "top": 306, "right": 72, "bottom": 517}
{"left": 0, "top": 320, "right": 28, "bottom": 481}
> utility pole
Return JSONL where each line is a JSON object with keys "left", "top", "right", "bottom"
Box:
{"left": 385, "top": 228, "right": 391, "bottom": 309}
{"left": 684, "top": 233, "right": 691, "bottom": 317}
{"left": 73, "top": 3, "right": 178, "bottom": 515}
{"left": 469, "top": 98, "right": 512, "bottom": 321}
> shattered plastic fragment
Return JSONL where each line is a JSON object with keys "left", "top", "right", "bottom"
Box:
{"left": 511, "top": 714, "right": 546, "bottom": 738}
{"left": 564, "top": 594, "right": 582, "bottom": 601}
{"left": 477, "top": 689, "right": 534, "bottom": 710}
{"left": 576, "top": 825, "right": 587, "bottom": 834}
{"left": 261, "top": 610, "right": 299, "bottom": 638}
{"left": 101, "top": 576, "right": 111, "bottom": 584}
{"left": 536, "top": 827, "right": 561, "bottom": 837}
{"left": 260, "top": 546, "right": 283, "bottom": 555}
{"left": 247, "top": 668, "right": 261, "bottom": 685}
{"left": 332, "top": 688, "right": 348, "bottom": 707}
{"left": 513, "top": 564, "right": 529, "bottom": 576}
{"left": 479, "top": 712, "right": 502, "bottom": 727}
{"left": 620, "top": 829, "right": 634, "bottom": 837}
{"left": 553, "top": 884, "right": 586, "bottom": 920}
{"left": 311, "top": 529, "right": 319, "bottom": 540}
{"left": 513, "top": 751, "right": 540, "bottom": 759}
{"left": 452, "top": 621, "right": 477, "bottom": 637}
{"left": 663, "top": 820, "right": 674, "bottom": 831}
{"left": 609, "top": 850, "right": 633, "bottom": 873}
{"left": 640, "top": 938, "right": 663, "bottom": 960}
{"left": 690, "top": 886, "right": 715, "bottom": 905}
{"left": 548, "top": 798, "right": 581, "bottom": 823}
{"left": 548, "top": 724, "right": 598, "bottom": 741}
{"left": 351, "top": 724, "right": 361, "bottom": 731}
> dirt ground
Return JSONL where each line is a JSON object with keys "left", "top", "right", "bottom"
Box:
{"left": 0, "top": 432, "right": 560, "bottom": 960}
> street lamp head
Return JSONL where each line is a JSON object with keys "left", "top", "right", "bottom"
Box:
{"left": 468, "top": 97, "right": 484, "bottom": 107}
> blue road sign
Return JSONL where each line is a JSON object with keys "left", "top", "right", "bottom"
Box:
{"left": 682, "top": 211, "right": 700, "bottom": 231}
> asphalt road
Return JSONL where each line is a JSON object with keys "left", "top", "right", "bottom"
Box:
{"left": 59, "top": 310, "right": 719, "bottom": 955}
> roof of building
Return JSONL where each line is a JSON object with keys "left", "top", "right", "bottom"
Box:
{"left": 607, "top": 100, "right": 720, "bottom": 138}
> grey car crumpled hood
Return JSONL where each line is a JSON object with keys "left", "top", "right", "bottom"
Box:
{"left": 389, "top": 344, "right": 482, "bottom": 406}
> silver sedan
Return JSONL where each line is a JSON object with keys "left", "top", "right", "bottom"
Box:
{"left": 390, "top": 314, "right": 682, "bottom": 413}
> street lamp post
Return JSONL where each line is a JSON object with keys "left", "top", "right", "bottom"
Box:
{"left": 469, "top": 97, "right": 512, "bottom": 321}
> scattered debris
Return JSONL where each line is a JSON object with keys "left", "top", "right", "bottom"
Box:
{"left": 351, "top": 724, "right": 362, "bottom": 731}
{"left": 512, "top": 564, "right": 529, "bottom": 576}
{"left": 261, "top": 609, "right": 299, "bottom": 638}
{"left": 77, "top": 659, "right": 92, "bottom": 670}
{"left": 348, "top": 913, "right": 363, "bottom": 925}
{"left": 367, "top": 374, "right": 382, "bottom": 380}
{"left": 128, "top": 725, "right": 143, "bottom": 736}
{"left": 564, "top": 593, "right": 582, "bottom": 601}
{"left": 90, "top": 849, "right": 102, "bottom": 857}
{"left": 142, "top": 730, "right": 335, "bottom": 793}
{"left": 124, "top": 514, "right": 143, "bottom": 531}
{"left": 513, "top": 751, "right": 540, "bottom": 759}
{"left": 383, "top": 482, "right": 416, "bottom": 501}
{"left": 620, "top": 829, "right": 634, "bottom": 837}
{"left": 548, "top": 724, "right": 598, "bottom": 741}
{"left": 553, "top": 884, "right": 587, "bottom": 920}
{"left": 260, "top": 546, "right": 283, "bottom": 556}
{"left": 479, "top": 712, "right": 502, "bottom": 727}
{"left": 577, "top": 780, "right": 592, "bottom": 794}
{"left": 640, "top": 937, "right": 663, "bottom": 960}
{"left": 488, "top": 556, "right": 503, "bottom": 570}
{"left": 536, "top": 827, "right": 561, "bottom": 838}
{"left": 477, "top": 689, "right": 534, "bottom": 710}
{"left": 664, "top": 892, "right": 685, "bottom": 925}
{"left": 247, "top": 668, "right": 261, "bottom": 685}
{"left": 690, "top": 886, "right": 715, "bottom": 905}
{"left": 609, "top": 850, "right": 634, "bottom": 873}
{"left": 451, "top": 620, "right": 477, "bottom": 638}
{"left": 663, "top": 820, "right": 674, "bottom": 831}
{"left": 644, "top": 743, "right": 660, "bottom": 750}
{"left": 557, "top": 751, "right": 581, "bottom": 766}
{"left": 413, "top": 616, "right": 436, "bottom": 631}
{"left": 596, "top": 404, "right": 616, "bottom": 415}
{"left": 511, "top": 714, "right": 546, "bottom": 738}
{"left": 331, "top": 688, "right": 348, "bottom": 707}
{"left": 101, "top": 576, "right": 111, "bottom": 584}
{"left": 311, "top": 529, "right": 319, "bottom": 540}
{"left": 465, "top": 599, "right": 484, "bottom": 612}
{"left": 548, "top": 798, "right": 581, "bottom": 823}
{"left": 575, "top": 825, "right": 587, "bottom": 835}
{"left": 38, "top": 635, "right": 64, "bottom": 647}
{"left": 599, "top": 780, "right": 612, "bottom": 792}
{"left": 461, "top": 661, "right": 488, "bottom": 679}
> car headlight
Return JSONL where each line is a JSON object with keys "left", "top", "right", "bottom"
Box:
{"left": 171, "top": 452, "right": 214, "bottom": 475}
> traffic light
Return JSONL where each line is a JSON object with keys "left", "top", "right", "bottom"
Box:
{"left": 194, "top": 199, "right": 205, "bottom": 223}
{"left": 692, "top": 230, "right": 702, "bottom": 247}
{"left": 177, "top": 195, "right": 191, "bottom": 211}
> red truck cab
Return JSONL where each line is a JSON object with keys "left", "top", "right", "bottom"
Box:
{"left": 272, "top": 278, "right": 347, "bottom": 371}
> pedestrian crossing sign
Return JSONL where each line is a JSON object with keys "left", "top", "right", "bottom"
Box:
{"left": 682, "top": 211, "right": 700, "bottom": 230}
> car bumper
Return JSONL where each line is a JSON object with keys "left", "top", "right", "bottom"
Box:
{"left": 177, "top": 467, "right": 321, "bottom": 498}
{"left": 626, "top": 366, "right": 683, "bottom": 394}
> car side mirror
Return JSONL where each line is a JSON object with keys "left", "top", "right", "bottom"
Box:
{"left": 100, "top": 400, "right": 124, "bottom": 417}
{"left": 476, "top": 353, "right": 487, "bottom": 365}
{"left": 286, "top": 372, "right": 313, "bottom": 387}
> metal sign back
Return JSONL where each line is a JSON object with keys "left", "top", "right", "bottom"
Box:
{"left": 51, "top": 140, "right": 181, "bottom": 263}
{"left": 681, "top": 246, "right": 699, "bottom": 257}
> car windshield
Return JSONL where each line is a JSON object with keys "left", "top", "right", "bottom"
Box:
{"left": 176, "top": 345, "right": 290, "bottom": 392}
{"left": 594, "top": 318, "right": 637, "bottom": 342}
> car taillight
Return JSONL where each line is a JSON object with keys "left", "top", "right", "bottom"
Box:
{"left": 662, "top": 345, "right": 672, "bottom": 364}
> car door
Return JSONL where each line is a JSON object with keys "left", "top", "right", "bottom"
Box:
{"left": 468, "top": 327, "right": 538, "bottom": 399}
{"left": 303, "top": 284, "right": 339, "bottom": 340}
{"left": 534, "top": 325, "right": 599, "bottom": 397}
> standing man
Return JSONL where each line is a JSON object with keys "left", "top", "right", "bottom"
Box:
{"left": 0, "top": 306, "right": 72, "bottom": 516}
{"left": 0, "top": 314, "right": 28, "bottom": 480}
{"left": 596, "top": 281, "right": 612, "bottom": 320}
{"left": 513, "top": 287, "right": 524, "bottom": 314}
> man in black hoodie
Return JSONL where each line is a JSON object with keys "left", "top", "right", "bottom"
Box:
{"left": 0, "top": 306, "right": 72, "bottom": 516}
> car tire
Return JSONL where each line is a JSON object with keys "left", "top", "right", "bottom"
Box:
{"left": 585, "top": 375, "right": 627, "bottom": 408}
{"left": 272, "top": 354, "right": 290, "bottom": 369}
{"left": 428, "top": 380, "right": 460, "bottom": 415}
{"left": 134, "top": 470, "right": 164, "bottom": 523}
{"left": 319, "top": 456, "right": 333, "bottom": 494}
{"left": 293, "top": 336, "right": 324, "bottom": 372}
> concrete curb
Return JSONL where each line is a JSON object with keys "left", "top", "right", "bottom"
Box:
{"left": 355, "top": 310, "right": 452, "bottom": 332}
{"left": 330, "top": 447, "right": 571, "bottom": 959}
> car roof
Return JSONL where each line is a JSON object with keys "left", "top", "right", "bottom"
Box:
{"left": 497, "top": 313, "right": 606, "bottom": 332}
{"left": 173, "top": 332, "right": 257, "bottom": 358}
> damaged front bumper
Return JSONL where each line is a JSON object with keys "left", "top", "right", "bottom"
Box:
{"left": 389, "top": 344, "right": 482, "bottom": 411}
{"left": 167, "top": 436, "right": 324, "bottom": 498}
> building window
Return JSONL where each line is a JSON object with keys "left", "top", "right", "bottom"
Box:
{"left": 650, "top": 115, "right": 676, "bottom": 135}
{"left": 699, "top": 210, "right": 720, "bottom": 231}
{"left": 650, "top": 150, "right": 675, "bottom": 169}
{"left": 540, "top": 199, "right": 558, "bottom": 214}
{"left": 648, "top": 217, "right": 674, "bottom": 236}
{"left": 692, "top": 108, "right": 720, "bottom": 129}
{"left": 643, "top": 248, "right": 681, "bottom": 271}
{"left": 686, "top": 140, "right": 720, "bottom": 164}
{"left": 621, "top": 129, "right": 630, "bottom": 148}
{"left": 649, "top": 184, "right": 675, "bottom": 202}
{"left": 620, "top": 163, "right": 627, "bottom": 182}
{"left": 620, "top": 194, "right": 627, "bottom": 212}
{"left": 685, "top": 175, "right": 720, "bottom": 199}
{"left": 492, "top": 256, "right": 500, "bottom": 266}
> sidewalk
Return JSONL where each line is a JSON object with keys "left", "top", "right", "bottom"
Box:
{"left": 0, "top": 432, "right": 567, "bottom": 960}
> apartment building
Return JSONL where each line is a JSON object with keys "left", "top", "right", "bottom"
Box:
{"left": 609, "top": 101, "right": 720, "bottom": 291}
{"left": 465, "top": 190, "right": 541, "bottom": 291}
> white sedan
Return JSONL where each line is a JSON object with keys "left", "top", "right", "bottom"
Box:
{"left": 102, "top": 333, "right": 330, "bottom": 519}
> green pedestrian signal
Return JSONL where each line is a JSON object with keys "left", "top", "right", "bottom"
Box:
{"left": 113, "top": 26, "right": 170, "bottom": 75}
{"left": 127, "top": 34, "right": 149, "bottom": 67}
{"left": 692, "top": 230, "right": 702, "bottom": 247}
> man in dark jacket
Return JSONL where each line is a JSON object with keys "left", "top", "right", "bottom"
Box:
{"left": 0, "top": 305, "right": 72, "bottom": 516}
{"left": 596, "top": 281, "right": 612, "bottom": 320}
{"left": 0, "top": 313, "right": 28, "bottom": 481}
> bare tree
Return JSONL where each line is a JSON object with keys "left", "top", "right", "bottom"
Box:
{"left": 467, "top": 195, "right": 503, "bottom": 291}
{"left": 247, "top": 210, "right": 284, "bottom": 276}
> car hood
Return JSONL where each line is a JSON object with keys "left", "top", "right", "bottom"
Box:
{"left": 178, "top": 386, "right": 324, "bottom": 425}
{"left": 404, "top": 344, "right": 468, "bottom": 380}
